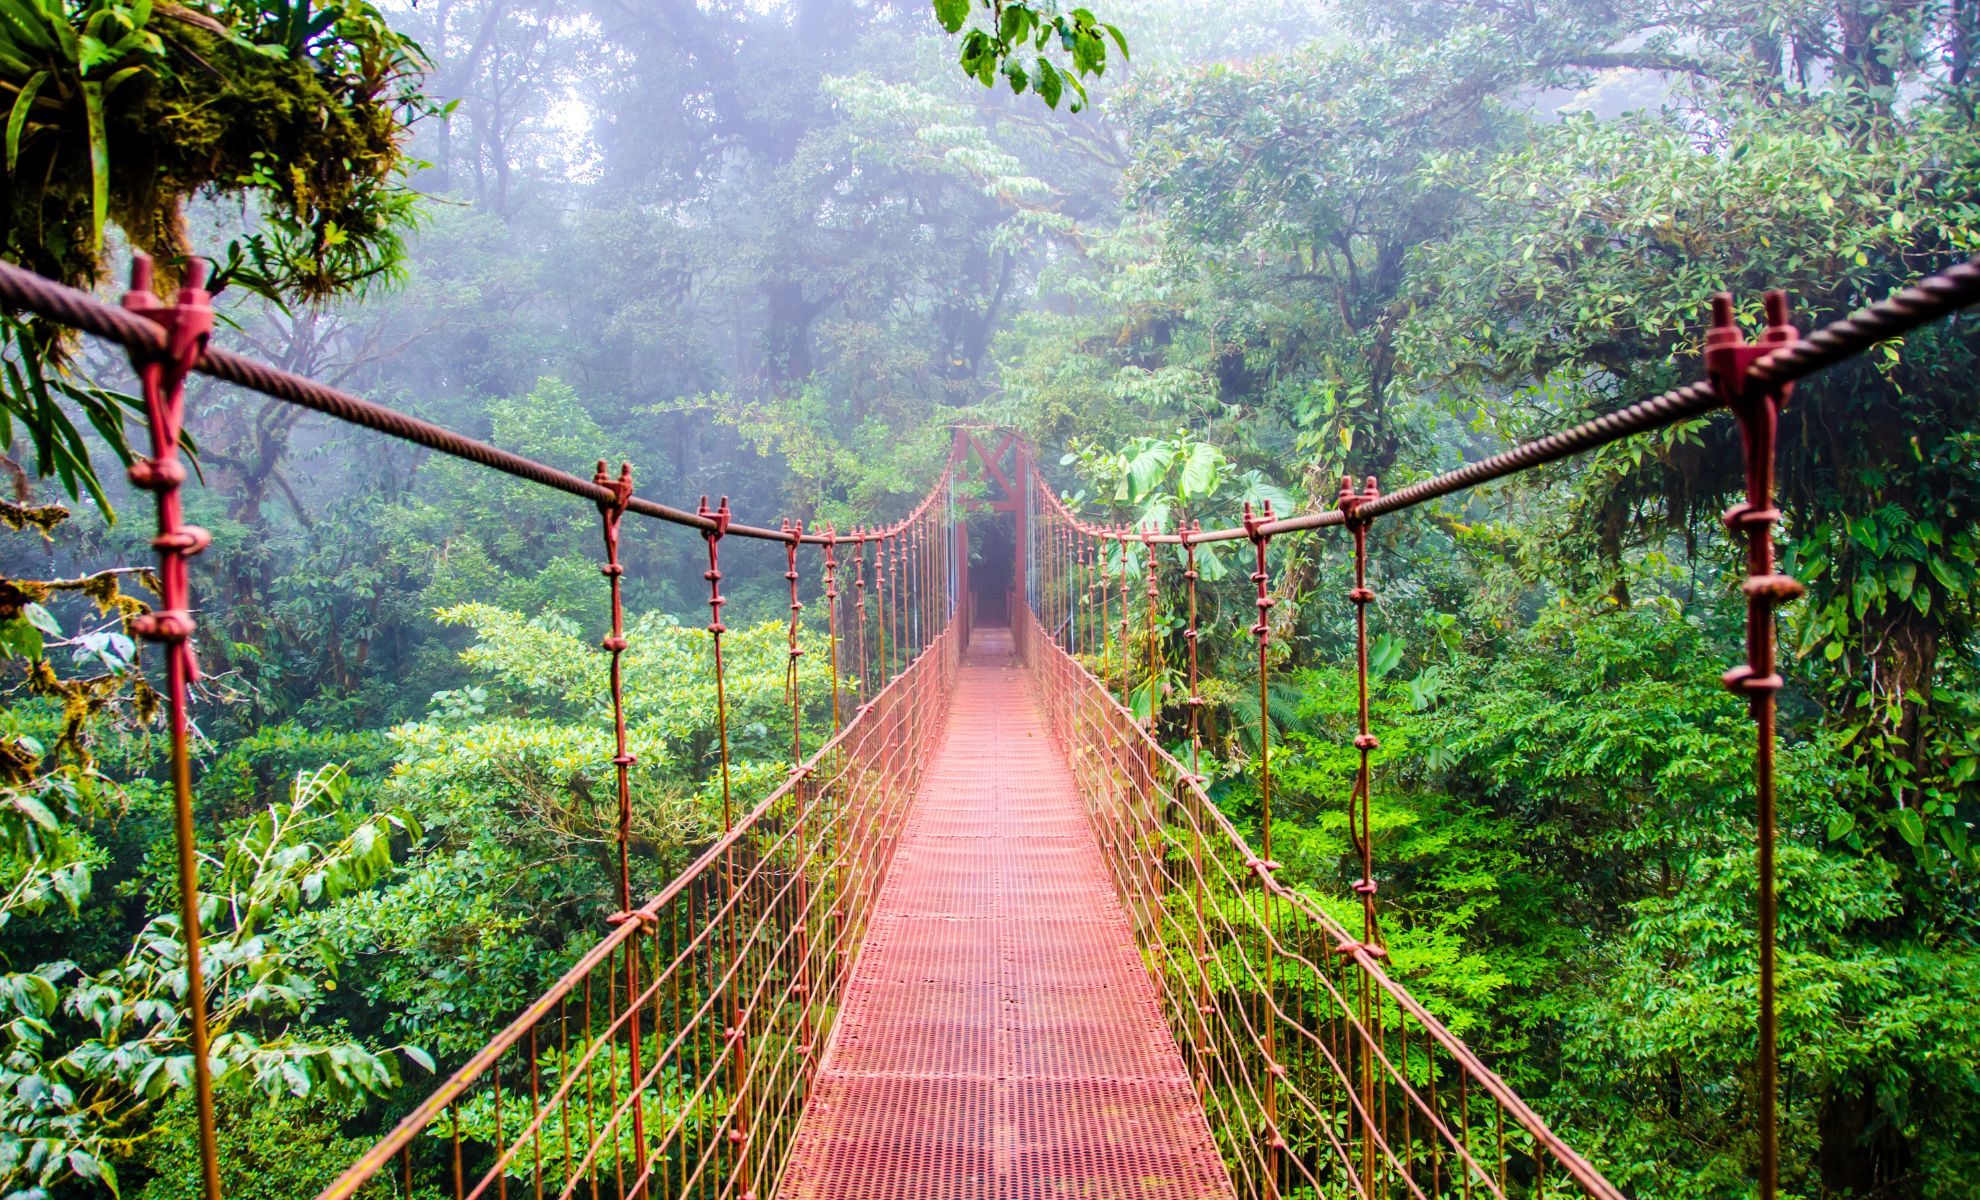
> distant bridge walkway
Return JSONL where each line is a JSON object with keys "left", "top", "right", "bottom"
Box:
{"left": 780, "top": 628, "right": 1234, "bottom": 1200}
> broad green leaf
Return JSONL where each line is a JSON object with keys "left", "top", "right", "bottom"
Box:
{"left": 999, "top": 2, "right": 1026, "bottom": 42}
{"left": 6, "top": 68, "right": 45, "bottom": 173}
{"left": 1195, "top": 541, "right": 1227, "bottom": 583}
{"left": 1893, "top": 808, "right": 1925, "bottom": 849}
{"left": 81, "top": 78, "right": 107, "bottom": 248}
{"left": 1036, "top": 57, "right": 1062, "bottom": 107}
{"left": 1369, "top": 632, "right": 1404, "bottom": 679}
{"left": 932, "top": 0, "right": 970, "bottom": 34}
{"left": 1125, "top": 444, "right": 1174, "bottom": 500}
{"left": 0, "top": 616, "right": 44, "bottom": 660}
{"left": 1178, "top": 442, "right": 1220, "bottom": 500}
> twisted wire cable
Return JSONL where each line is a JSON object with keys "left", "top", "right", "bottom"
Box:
{"left": 2, "top": 254, "right": 1975, "bottom": 541}
{"left": 1021, "top": 256, "right": 1980, "bottom": 539}
{"left": 0, "top": 259, "right": 929, "bottom": 545}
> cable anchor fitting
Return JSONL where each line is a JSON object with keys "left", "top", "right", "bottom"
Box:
{"left": 1243, "top": 501, "right": 1277, "bottom": 641}
{"left": 1705, "top": 292, "right": 1805, "bottom": 702}
{"left": 121, "top": 255, "right": 213, "bottom": 671}
{"left": 699, "top": 495, "right": 731, "bottom": 635}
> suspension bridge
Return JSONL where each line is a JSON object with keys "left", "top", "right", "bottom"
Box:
{"left": 3, "top": 252, "right": 1977, "bottom": 1200}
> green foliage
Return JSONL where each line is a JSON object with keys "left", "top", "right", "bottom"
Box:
{"left": 304, "top": 602, "right": 829, "bottom": 1058}
{"left": 0, "top": 765, "right": 418, "bottom": 1198}
{"left": 1562, "top": 842, "right": 1980, "bottom": 1196}
{"left": 0, "top": 0, "right": 431, "bottom": 513}
{"left": 1057, "top": 428, "right": 1292, "bottom": 583}
{"left": 932, "top": 0, "right": 1126, "bottom": 112}
{"left": 4, "top": 0, "right": 1978, "bottom": 1192}
{"left": 136, "top": 1092, "right": 393, "bottom": 1200}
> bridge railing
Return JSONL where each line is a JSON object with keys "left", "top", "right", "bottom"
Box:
{"left": 0, "top": 254, "right": 966, "bottom": 1200}
{"left": 2, "top": 240, "right": 1975, "bottom": 1200}
{"left": 1010, "top": 258, "right": 1980, "bottom": 1200}
{"left": 1013, "top": 604, "right": 1621, "bottom": 1200}
{"left": 318, "top": 618, "right": 959, "bottom": 1200}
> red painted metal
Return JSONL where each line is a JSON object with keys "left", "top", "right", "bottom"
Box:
{"left": 1338, "top": 474, "right": 1386, "bottom": 958}
{"left": 1706, "top": 290, "right": 1802, "bottom": 1200}
{"left": 317, "top": 583, "right": 961, "bottom": 1200}
{"left": 122, "top": 253, "right": 222, "bottom": 1200}
{"left": 314, "top": 457, "right": 960, "bottom": 1200}
{"left": 1, "top": 248, "right": 1966, "bottom": 1200}
{"left": 780, "top": 629, "right": 1233, "bottom": 1200}
{"left": 595, "top": 459, "right": 648, "bottom": 1183}
{"left": 1023, "top": 474, "right": 1627, "bottom": 1200}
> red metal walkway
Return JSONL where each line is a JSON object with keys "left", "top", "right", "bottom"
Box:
{"left": 780, "top": 628, "right": 1234, "bottom": 1200}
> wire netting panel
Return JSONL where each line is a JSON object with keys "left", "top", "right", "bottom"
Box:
{"left": 1013, "top": 597, "right": 1625, "bottom": 1200}
{"left": 316, "top": 619, "right": 962, "bottom": 1200}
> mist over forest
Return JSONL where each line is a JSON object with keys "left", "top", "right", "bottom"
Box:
{"left": 1, "top": 0, "right": 1976, "bottom": 1196}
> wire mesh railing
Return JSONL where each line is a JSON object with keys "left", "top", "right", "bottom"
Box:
{"left": 318, "top": 615, "right": 960, "bottom": 1200}
{"left": 1013, "top": 260, "right": 1980, "bottom": 1200}
{"left": 1, "top": 241, "right": 1975, "bottom": 1200}
{"left": 1014, "top": 600, "right": 1620, "bottom": 1199}
{"left": 0, "top": 252, "right": 964, "bottom": 1200}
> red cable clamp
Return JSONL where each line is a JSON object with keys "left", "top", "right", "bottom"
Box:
{"left": 822, "top": 524, "right": 839, "bottom": 601}
{"left": 783, "top": 519, "right": 805, "bottom": 658}
{"left": 1243, "top": 501, "right": 1276, "bottom": 639}
{"left": 1339, "top": 475, "right": 1380, "bottom": 607}
{"left": 1337, "top": 474, "right": 1380, "bottom": 522}
{"left": 1705, "top": 292, "right": 1805, "bottom": 699}
{"left": 595, "top": 461, "right": 633, "bottom": 652}
{"left": 121, "top": 256, "right": 213, "bottom": 674}
{"left": 699, "top": 495, "right": 730, "bottom": 635}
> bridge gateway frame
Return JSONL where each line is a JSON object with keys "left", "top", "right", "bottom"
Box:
{"left": 0, "top": 252, "right": 1973, "bottom": 1200}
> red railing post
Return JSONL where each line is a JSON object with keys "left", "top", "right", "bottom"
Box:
{"left": 1337, "top": 473, "right": 1388, "bottom": 1189}
{"left": 823, "top": 527, "right": 842, "bottom": 736}
{"left": 1243, "top": 500, "right": 1283, "bottom": 1199}
{"left": 593, "top": 460, "right": 649, "bottom": 1185}
{"left": 784, "top": 520, "right": 807, "bottom": 764}
{"left": 1098, "top": 531, "right": 1109, "bottom": 668}
{"left": 1705, "top": 290, "right": 1802, "bottom": 1200}
{"left": 122, "top": 253, "right": 222, "bottom": 1200}
{"left": 853, "top": 530, "right": 870, "bottom": 696}
{"left": 877, "top": 534, "right": 891, "bottom": 683}
{"left": 698, "top": 495, "right": 750, "bottom": 1186}
{"left": 1116, "top": 527, "right": 1132, "bottom": 705}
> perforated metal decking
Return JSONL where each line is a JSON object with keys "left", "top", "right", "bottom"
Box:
{"left": 780, "top": 629, "right": 1234, "bottom": 1200}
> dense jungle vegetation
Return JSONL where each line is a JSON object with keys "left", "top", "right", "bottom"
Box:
{"left": 0, "top": 0, "right": 1975, "bottom": 1196}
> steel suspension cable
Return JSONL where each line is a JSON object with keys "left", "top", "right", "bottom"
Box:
{"left": 1020, "top": 255, "right": 1980, "bottom": 544}
{"left": 5, "top": 235, "right": 1967, "bottom": 1200}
